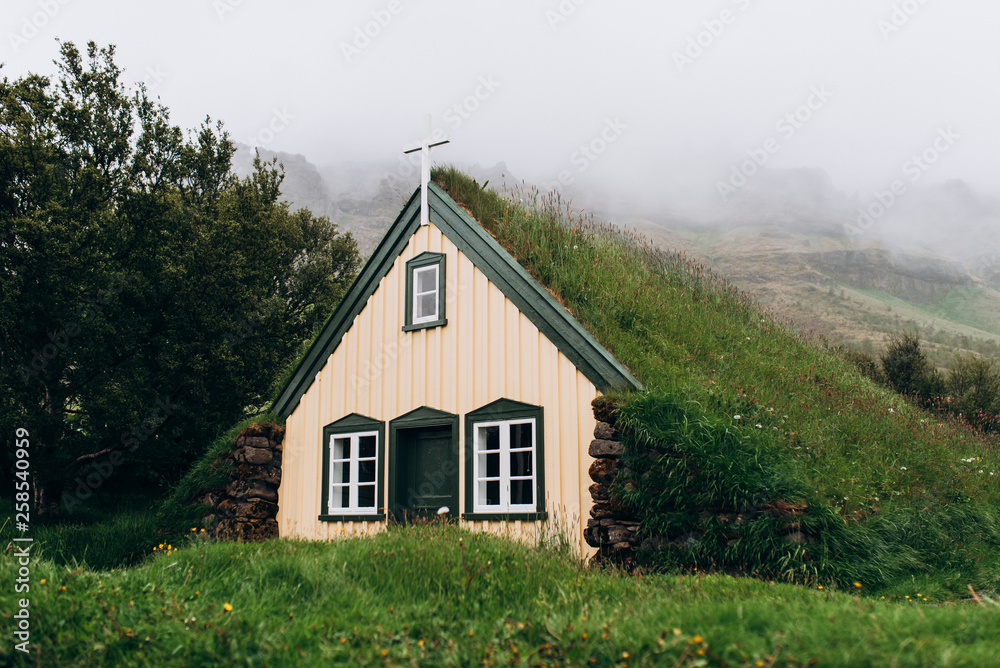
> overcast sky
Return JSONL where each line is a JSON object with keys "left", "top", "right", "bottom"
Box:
{"left": 4, "top": 0, "right": 998, "bottom": 207}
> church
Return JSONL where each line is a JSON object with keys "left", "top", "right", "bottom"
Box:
{"left": 271, "top": 147, "right": 641, "bottom": 553}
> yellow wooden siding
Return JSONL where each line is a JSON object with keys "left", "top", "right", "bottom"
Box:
{"left": 277, "top": 222, "right": 600, "bottom": 554}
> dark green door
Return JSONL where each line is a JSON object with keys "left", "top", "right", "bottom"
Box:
{"left": 395, "top": 426, "right": 458, "bottom": 522}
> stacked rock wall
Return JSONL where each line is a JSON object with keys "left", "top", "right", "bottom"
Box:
{"left": 200, "top": 423, "right": 284, "bottom": 542}
{"left": 584, "top": 398, "right": 641, "bottom": 564}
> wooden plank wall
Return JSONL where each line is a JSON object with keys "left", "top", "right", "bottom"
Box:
{"left": 278, "top": 222, "right": 599, "bottom": 555}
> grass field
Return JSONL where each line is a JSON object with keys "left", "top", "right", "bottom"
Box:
{"left": 3, "top": 524, "right": 999, "bottom": 667}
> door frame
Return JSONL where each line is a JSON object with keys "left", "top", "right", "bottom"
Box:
{"left": 387, "top": 406, "right": 459, "bottom": 522}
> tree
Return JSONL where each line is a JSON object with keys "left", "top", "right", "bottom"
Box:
{"left": 947, "top": 354, "right": 1000, "bottom": 431}
{"left": 879, "top": 332, "right": 944, "bottom": 400}
{"left": 0, "top": 42, "right": 359, "bottom": 517}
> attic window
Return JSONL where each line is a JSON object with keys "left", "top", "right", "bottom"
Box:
{"left": 403, "top": 252, "right": 447, "bottom": 331}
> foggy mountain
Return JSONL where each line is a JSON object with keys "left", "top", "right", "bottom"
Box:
{"left": 230, "top": 143, "right": 1000, "bottom": 365}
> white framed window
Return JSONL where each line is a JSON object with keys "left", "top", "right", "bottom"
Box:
{"left": 327, "top": 431, "right": 379, "bottom": 514}
{"left": 403, "top": 252, "right": 446, "bottom": 332}
{"left": 472, "top": 419, "right": 536, "bottom": 513}
{"left": 411, "top": 264, "right": 439, "bottom": 324}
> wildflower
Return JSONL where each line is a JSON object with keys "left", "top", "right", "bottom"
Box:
{"left": 200, "top": 528, "right": 205, "bottom": 532}
{"left": 854, "top": 582, "right": 862, "bottom": 589}
{"left": 60, "top": 586, "right": 66, "bottom": 592}
{"left": 40, "top": 579, "right": 46, "bottom": 585}
{"left": 622, "top": 651, "right": 630, "bottom": 658}
{"left": 734, "top": 414, "right": 742, "bottom": 420}
{"left": 900, "top": 466, "right": 907, "bottom": 471}
{"left": 223, "top": 603, "right": 233, "bottom": 612}
{"left": 818, "top": 586, "right": 823, "bottom": 590}
{"left": 756, "top": 424, "right": 762, "bottom": 429}
{"left": 691, "top": 636, "right": 703, "bottom": 644}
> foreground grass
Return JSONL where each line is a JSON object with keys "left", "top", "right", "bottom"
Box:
{"left": 2, "top": 526, "right": 998, "bottom": 667}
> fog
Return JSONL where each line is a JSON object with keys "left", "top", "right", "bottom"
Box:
{"left": 4, "top": 0, "right": 999, "bottom": 243}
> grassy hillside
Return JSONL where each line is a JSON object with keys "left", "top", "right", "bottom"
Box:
{"left": 623, "top": 219, "right": 1000, "bottom": 367}
{"left": 3, "top": 525, "right": 999, "bottom": 666}
{"left": 434, "top": 168, "right": 1000, "bottom": 595}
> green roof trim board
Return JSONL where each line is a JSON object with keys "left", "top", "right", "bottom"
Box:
{"left": 271, "top": 183, "right": 642, "bottom": 419}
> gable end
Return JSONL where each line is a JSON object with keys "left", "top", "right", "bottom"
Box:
{"left": 271, "top": 183, "right": 642, "bottom": 419}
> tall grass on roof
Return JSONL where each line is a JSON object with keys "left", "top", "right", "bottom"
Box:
{"left": 435, "top": 166, "right": 1000, "bottom": 595}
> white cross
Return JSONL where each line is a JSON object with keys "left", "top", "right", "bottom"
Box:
{"left": 404, "top": 114, "right": 449, "bottom": 226}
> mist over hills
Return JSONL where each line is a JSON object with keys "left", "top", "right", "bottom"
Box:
{"left": 230, "top": 143, "right": 1000, "bottom": 363}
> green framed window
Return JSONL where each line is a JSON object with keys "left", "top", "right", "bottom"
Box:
{"left": 464, "top": 399, "right": 547, "bottom": 521}
{"left": 403, "top": 252, "right": 446, "bottom": 331}
{"left": 319, "top": 413, "right": 385, "bottom": 522}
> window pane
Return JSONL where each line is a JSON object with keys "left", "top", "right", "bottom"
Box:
{"left": 333, "top": 461, "right": 350, "bottom": 484}
{"left": 510, "top": 480, "right": 532, "bottom": 506}
{"left": 358, "top": 435, "right": 376, "bottom": 459}
{"left": 357, "top": 484, "right": 375, "bottom": 509}
{"left": 510, "top": 423, "right": 532, "bottom": 449}
{"left": 416, "top": 266, "right": 437, "bottom": 293}
{"left": 486, "top": 452, "right": 500, "bottom": 478}
{"left": 358, "top": 459, "right": 376, "bottom": 483}
{"left": 416, "top": 293, "right": 437, "bottom": 320}
{"left": 331, "top": 484, "right": 349, "bottom": 509}
{"left": 333, "top": 437, "right": 350, "bottom": 460}
{"left": 478, "top": 425, "right": 500, "bottom": 451}
{"left": 478, "top": 480, "right": 500, "bottom": 506}
{"left": 510, "top": 449, "right": 532, "bottom": 477}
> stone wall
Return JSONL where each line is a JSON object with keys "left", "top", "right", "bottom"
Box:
{"left": 584, "top": 398, "right": 641, "bottom": 565}
{"left": 199, "top": 422, "right": 284, "bottom": 542}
